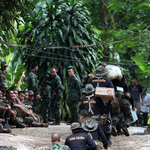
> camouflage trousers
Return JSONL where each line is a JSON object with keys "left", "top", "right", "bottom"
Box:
{"left": 42, "top": 96, "right": 51, "bottom": 122}
{"left": 51, "top": 95, "right": 61, "bottom": 118}
{"left": 68, "top": 95, "right": 79, "bottom": 116}
{"left": 23, "top": 116, "right": 34, "bottom": 125}
{"left": 111, "top": 94, "right": 133, "bottom": 126}
{"left": 94, "top": 141, "right": 103, "bottom": 150}
{"left": 0, "top": 123, "right": 3, "bottom": 132}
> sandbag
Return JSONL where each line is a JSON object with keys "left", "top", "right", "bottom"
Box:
{"left": 106, "top": 65, "right": 123, "bottom": 81}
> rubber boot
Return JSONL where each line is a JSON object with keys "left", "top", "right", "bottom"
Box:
{"left": 116, "top": 124, "right": 124, "bottom": 135}
{"left": 48, "top": 118, "right": 55, "bottom": 122}
{"left": 32, "top": 121, "right": 43, "bottom": 127}
{"left": 2, "top": 128, "right": 12, "bottom": 133}
{"left": 11, "top": 118, "right": 26, "bottom": 128}
{"left": 111, "top": 120, "right": 117, "bottom": 136}
{"left": 0, "top": 124, "right": 12, "bottom": 133}
{"left": 50, "top": 117, "right": 60, "bottom": 125}
{"left": 3, "top": 118, "right": 10, "bottom": 129}
{"left": 122, "top": 125, "right": 130, "bottom": 136}
{"left": 105, "top": 133, "right": 112, "bottom": 146}
{"left": 32, "top": 121, "right": 49, "bottom": 127}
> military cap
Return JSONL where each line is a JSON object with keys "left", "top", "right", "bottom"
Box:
{"left": 70, "top": 122, "right": 82, "bottom": 130}
{"left": 0, "top": 84, "right": 7, "bottom": 88}
{"left": 1, "top": 61, "right": 7, "bottom": 67}
{"left": 82, "top": 117, "right": 98, "bottom": 132}
{"left": 28, "top": 90, "right": 34, "bottom": 96}
{"left": 82, "top": 84, "right": 95, "bottom": 93}
{"left": 93, "top": 65, "right": 107, "bottom": 77}
{"left": 67, "top": 66, "right": 74, "bottom": 70}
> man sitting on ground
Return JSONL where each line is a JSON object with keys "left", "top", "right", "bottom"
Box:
{"left": 45, "top": 132, "right": 70, "bottom": 150}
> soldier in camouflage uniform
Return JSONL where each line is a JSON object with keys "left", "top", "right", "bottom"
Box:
{"left": 24, "top": 90, "right": 34, "bottom": 106}
{"left": 40, "top": 74, "right": 51, "bottom": 123}
{"left": 50, "top": 67, "right": 62, "bottom": 125}
{"left": 0, "top": 84, "right": 7, "bottom": 100}
{"left": 0, "top": 61, "right": 7, "bottom": 87}
{"left": 111, "top": 82, "right": 134, "bottom": 136}
{"left": 67, "top": 66, "right": 81, "bottom": 123}
{"left": 0, "top": 91, "right": 12, "bottom": 133}
{"left": 45, "top": 132, "right": 70, "bottom": 150}
{"left": 28, "top": 63, "right": 39, "bottom": 109}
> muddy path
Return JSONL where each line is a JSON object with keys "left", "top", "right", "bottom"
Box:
{"left": 0, "top": 124, "right": 150, "bottom": 150}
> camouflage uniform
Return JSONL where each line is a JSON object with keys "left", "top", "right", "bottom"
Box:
{"left": 28, "top": 71, "right": 38, "bottom": 107}
{"left": 45, "top": 143, "right": 70, "bottom": 150}
{"left": 0, "top": 61, "right": 7, "bottom": 87}
{"left": 67, "top": 74, "right": 81, "bottom": 122}
{"left": 40, "top": 75, "right": 51, "bottom": 123}
{"left": 0, "top": 69, "right": 7, "bottom": 86}
{"left": 51, "top": 74, "right": 62, "bottom": 119}
{"left": 111, "top": 92, "right": 133, "bottom": 126}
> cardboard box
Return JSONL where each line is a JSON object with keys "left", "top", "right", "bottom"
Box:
{"left": 95, "top": 87, "right": 115, "bottom": 102}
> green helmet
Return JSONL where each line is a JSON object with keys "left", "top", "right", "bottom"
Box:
{"left": 94, "top": 65, "right": 107, "bottom": 77}
{"left": 28, "top": 90, "right": 34, "bottom": 96}
{"left": 70, "top": 122, "right": 82, "bottom": 130}
{"left": 82, "top": 84, "right": 95, "bottom": 93}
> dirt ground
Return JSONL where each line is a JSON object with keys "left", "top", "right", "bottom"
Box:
{"left": 0, "top": 124, "right": 150, "bottom": 150}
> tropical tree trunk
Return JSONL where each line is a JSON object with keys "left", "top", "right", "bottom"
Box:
{"left": 100, "top": 0, "right": 109, "bottom": 62}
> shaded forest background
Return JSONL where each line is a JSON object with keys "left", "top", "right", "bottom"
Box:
{"left": 1, "top": 0, "right": 150, "bottom": 91}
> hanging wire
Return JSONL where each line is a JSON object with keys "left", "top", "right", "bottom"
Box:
{"left": 2, "top": 50, "right": 87, "bottom": 62}
{"left": 18, "top": 33, "right": 150, "bottom": 63}
{"left": 1, "top": 49, "right": 150, "bottom": 66}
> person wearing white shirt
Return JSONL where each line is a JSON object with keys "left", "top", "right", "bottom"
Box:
{"left": 140, "top": 88, "right": 150, "bottom": 126}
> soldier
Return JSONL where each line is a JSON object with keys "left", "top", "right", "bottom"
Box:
{"left": 50, "top": 67, "right": 62, "bottom": 125}
{"left": 0, "top": 84, "right": 7, "bottom": 100}
{"left": 18, "top": 91, "right": 25, "bottom": 102}
{"left": 0, "top": 61, "right": 7, "bottom": 86}
{"left": 67, "top": 66, "right": 81, "bottom": 123}
{"left": 82, "top": 84, "right": 112, "bottom": 146}
{"left": 80, "top": 109, "right": 108, "bottom": 150}
{"left": 40, "top": 74, "right": 51, "bottom": 123}
{"left": 88, "top": 65, "right": 114, "bottom": 89}
{"left": 10, "top": 91, "right": 48, "bottom": 127}
{"left": 28, "top": 63, "right": 40, "bottom": 109}
{"left": 111, "top": 82, "right": 134, "bottom": 136}
{"left": 65, "top": 122, "right": 96, "bottom": 150}
{"left": 13, "top": 90, "right": 18, "bottom": 98}
{"left": 45, "top": 132, "right": 70, "bottom": 150}
{"left": 24, "top": 91, "right": 29, "bottom": 101}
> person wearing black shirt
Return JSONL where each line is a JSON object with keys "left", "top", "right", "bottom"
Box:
{"left": 65, "top": 122, "right": 96, "bottom": 150}
{"left": 80, "top": 109, "right": 108, "bottom": 149}
{"left": 82, "top": 83, "right": 113, "bottom": 146}
{"left": 129, "top": 76, "right": 142, "bottom": 126}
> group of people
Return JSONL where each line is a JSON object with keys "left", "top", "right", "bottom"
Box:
{"left": 0, "top": 60, "right": 150, "bottom": 150}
